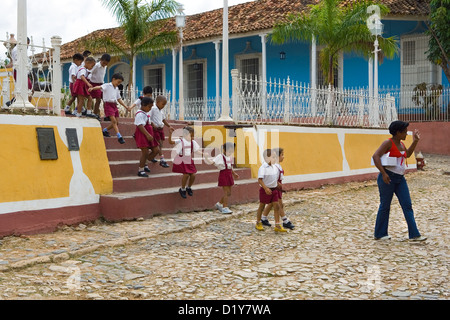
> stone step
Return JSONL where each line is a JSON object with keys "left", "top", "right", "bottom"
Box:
{"left": 109, "top": 158, "right": 220, "bottom": 178}
{"left": 103, "top": 136, "right": 204, "bottom": 150}
{"left": 106, "top": 147, "right": 220, "bottom": 162}
{"left": 112, "top": 168, "right": 252, "bottom": 193}
{"left": 100, "top": 179, "right": 259, "bottom": 222}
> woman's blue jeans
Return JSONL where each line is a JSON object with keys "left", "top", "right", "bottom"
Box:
{"left": 374, "top": 170, "right": 421, "bottom": 239}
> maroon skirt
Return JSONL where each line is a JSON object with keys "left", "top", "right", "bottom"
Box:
{"left": 218, "top": 169, "right": 234, "bottom": 187}
{"left": 72, "top": 79, "right": 90, "bottom": 97}
{"left": 172, "top": 155, "right": 197, "bottom": 174}
{"left": 134, "top": 124, "right": 158, "bottom": 149}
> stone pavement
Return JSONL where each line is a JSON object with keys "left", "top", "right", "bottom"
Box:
{"left": 0, "top": 154, "right": 448, "bottom": 300}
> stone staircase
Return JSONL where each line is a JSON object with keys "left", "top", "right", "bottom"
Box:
{"left": 99, "top": 118, "right": 259, "bottom": 222}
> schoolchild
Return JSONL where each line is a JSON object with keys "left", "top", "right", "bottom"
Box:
{"left": 89, "top": 53, "right": 111, "bottom": 117}
{"left": 72, "top": 56, "right": 95, "bottom": 117}
{"left": 64, "top": 53, "right": 84, "bottom": 115}
{"left": 149, "top": 95, "right": 173, "bottom": 168}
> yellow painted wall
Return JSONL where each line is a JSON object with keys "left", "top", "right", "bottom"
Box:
{"left": 80, "top": 127, "right": 113, "bottom": 195}
{"left": 0, "top": 117, "right": 113, "bottom": 207}
{"left": 240, "top": 126, "right": 417, "bottom": 179}
{"left": 0, "top": 124, "right": 73, "bottom": 202}
{"left": 345, "top": 133, "right": 416, "bottom": 170}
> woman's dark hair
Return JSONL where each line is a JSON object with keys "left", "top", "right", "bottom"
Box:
{"left": 389, "top": 121, "right": 409, "bottom": 136}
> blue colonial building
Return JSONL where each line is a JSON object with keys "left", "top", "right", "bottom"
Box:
{"left": 59, "top": 0, "right": 449, "bottom": 122}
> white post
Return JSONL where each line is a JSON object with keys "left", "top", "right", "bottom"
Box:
{"left": 260, "top": 33, "right": 267, "bottom": 119}
{"left": 179, "top": 31, "right": 184, "bottom": 120}
{"left": 231, "top": 69, "right": 239, "bottom": 122}
{"left": 218, "top": 0, "right": 233, "bottom": 122}
{"left": 311, "top": 35, "right": 317, "bottom": 116}
{"left": 373, "top": 38, "right": 380, "bottom": 127}
{"left": 13, "top": 0, "right": 34, "bottom": 110}
{"left": 51, "top": 36, "right": 62, "bottom": 115}
{"left": 215, "top": 41, "right": 221, "bottom": 120}
{"left": 172, "top": 48, "right": 177, "bottom": 120}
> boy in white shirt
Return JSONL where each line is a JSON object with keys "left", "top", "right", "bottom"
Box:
{"left": 88, "top": 54, "right": 111, "bottom": 118}
{"left": 149, "top": 95, "right": 174, "bottom": 168}
{"left": 89, "top": 73, "right": 132, "bottom": 144}
{"left": 64, "top": 53, "right": 84, "bottom": 114}
{"left": 255, "top": 149, "right": 286, "bottom": 233}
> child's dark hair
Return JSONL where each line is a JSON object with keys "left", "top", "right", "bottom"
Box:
{"left": 112, "top": 73, "right": 124, "bottom": 81}
{"left": 73, "top": 53, "right": 84, "bottom": 61}
{"left": 272, "top": 148, "right": 284, "bottom": 158}
{"left": 389, "top": 121, "right": 409, "bottom": 136}
{"left": 83, "top": 50, "right": 92, "bottom": 57}
{"left": 141, "top": 97, "right": 154, "bottom": 107}
{"left": 263, "top": 149, "right": 272, "bottom": 160}
{"left": 223, "top": 142, "right": 235, "bottom": 153}
{"left": 143, "top": 86, "right": 153, "bottom": 95}
{"left": 100, "top": 53, "right": 111, "bottom": 62}
{"left": 183, "top": 126, "right": 194, "bottom": 135}
{"left": 84, "top": 56, "right": 96, "bottom": 64}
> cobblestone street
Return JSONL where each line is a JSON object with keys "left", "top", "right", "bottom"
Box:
{"left": 0, "top": 154, "right": 448, "bottom": 300}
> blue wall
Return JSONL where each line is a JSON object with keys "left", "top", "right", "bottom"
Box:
{"left": 61, "top": 19, "right": 449, "bottom": 98}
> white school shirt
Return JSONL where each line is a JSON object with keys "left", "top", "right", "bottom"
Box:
{"left": 88, "top": 62, "right": 107, "bottom": 83}
{"left": 257, "top": 162, "right": 278, "bottom": 188}
{"left": 76, "top": 66, "right": 88, "bottom": 80}
{"left": 213, "top": 154, "right": 233, "bottom": 171}
{"left": 149, "top": 105, "right": 166, "bottom": 128}
{"left": 101, "top": 83, "right": 121, "bottom": 103}
{"left": 68, "top": 63, "right": 77, "bottom": 84}
{"left": 134, "top": 110, "right": 149, "bottom": 127}
{"left": 173, "top": 138, "right": 200, "bottom": 157}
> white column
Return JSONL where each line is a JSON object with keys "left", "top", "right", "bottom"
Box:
{"left": 172, "top": 48, "right": 177, "bottom": 119}
{"left": 13, "top": 0, "right": 34, "bottom": 109}
{"left": 311, "top": 35, "right": 317, "bottom": 116}
{"left": 179, "top": 31, "right": 184, "bottom": 120}
{"left": 51, "top": 36, "right": 62, "bottom": 115}
{"left": 373, "top": 38, "right": 380, "bottom": 127}
{"left": 218, "top": 0, "right": 233, "bottom": 122}
{"left": 260, "top": 33, "right": 267, "bottom": 119}
{"left": 214, "top": 41, "right": 221, "bottom": 120}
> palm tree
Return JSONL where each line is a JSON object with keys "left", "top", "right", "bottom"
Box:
{"left": 271, "top": 0, "right": 398, "bottom": 86}
{"left": 86, "top": 0, "right": 181, "bottom": 91}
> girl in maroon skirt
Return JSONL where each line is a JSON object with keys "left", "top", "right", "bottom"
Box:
{"left": 134, "top": 97, "right": 160, "bottom": 177}
{"left": 169, "top": 126, "right": 201, "bottom": 199}
{"left": 72, "top": 57, "right": 95, "bottom": 117}
{"left": 208, "top": 142, "right": 239, "bottom": 214}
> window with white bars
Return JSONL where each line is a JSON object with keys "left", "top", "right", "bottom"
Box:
{"left": 187, "top": 62, "right": 204, "bottom": 99}
{"left": 144, "top": 65, "right": 164, "bottom": 92}
{"left": 401, "top": 34, "right": 441, "bottom": 90}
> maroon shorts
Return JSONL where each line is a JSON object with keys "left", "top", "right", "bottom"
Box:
{"left": 69, "top": 83, "right": 76, "bottom": 96}
{"left": 259, "top": 187, "right": 280, "bottom": 204}
{"left": 218, "top": 169, "right": 234, "bottom": 187}
{"left": 89, "top": 82, "right": 103, "bottom": 99}
{"left": 153, "top": 127, "right": 165, "bottom": 142}
{"left": 104, "top": 102, "right": 119, "bottom": 118}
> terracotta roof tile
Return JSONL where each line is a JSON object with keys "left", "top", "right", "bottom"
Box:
{"left": 60, "top": 0, "right": 430, "bottom": 60}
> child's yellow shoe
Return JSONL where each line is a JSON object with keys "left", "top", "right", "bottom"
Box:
{"left": 255, "top": 222, "right": 264, "bottom": 231}
{"left": 274, "top": 225, "right": 287, "bottom": 233}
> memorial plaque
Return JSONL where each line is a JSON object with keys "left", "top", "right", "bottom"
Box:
{"left": 66, "top": 128, "right": 79, "bottom": 151}
{"left": 36, "top": 128, "right": 58, "bottom": 160}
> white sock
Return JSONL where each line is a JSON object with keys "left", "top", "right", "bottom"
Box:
{"left": 261, "top": 215, "right": 268, "bottom": 221}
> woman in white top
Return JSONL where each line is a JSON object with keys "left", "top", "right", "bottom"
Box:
{"left": 372, "top": 121, "right": 426, "bottom": 241}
